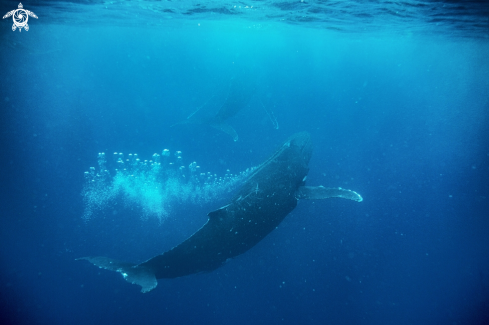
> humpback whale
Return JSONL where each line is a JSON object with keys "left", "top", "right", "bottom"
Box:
{"left": 172, "top": 76, "right": 255, "bottom": 141}
{"left": 78, "top": 132, "right": 362, "bottom": 292}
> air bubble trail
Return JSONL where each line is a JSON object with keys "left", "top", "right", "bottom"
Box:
{"left": 82, "top": 150, "right": 254, "bottom": 222}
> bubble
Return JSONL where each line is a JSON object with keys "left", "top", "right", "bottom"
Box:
{"left": 82, "top": 148, "right": 254, "bottom": 223}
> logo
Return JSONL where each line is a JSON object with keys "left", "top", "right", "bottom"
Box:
{"left": 3, "top": 3, "right": 38, "bottom": 32}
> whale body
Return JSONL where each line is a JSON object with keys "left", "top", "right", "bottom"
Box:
{"left": 78, "top": 132, "right": 362, "bottom": 292}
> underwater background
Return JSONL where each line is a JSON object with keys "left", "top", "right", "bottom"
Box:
{"left": 1, "top": 0, "right": 489, "bottom": 324}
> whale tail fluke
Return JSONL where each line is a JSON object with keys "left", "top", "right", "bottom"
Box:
{"left": 77, "top": 256, "right": 157, "bottom": 293}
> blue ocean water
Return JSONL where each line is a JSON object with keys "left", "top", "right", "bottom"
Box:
{"left": 1, "top": 1, "right": 489, "bottom": 324}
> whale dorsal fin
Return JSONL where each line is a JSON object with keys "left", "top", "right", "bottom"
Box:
{"left": 208, "top": 204, "right": 231, "bottom": 220}
{"left": 296, "top": 186, "right": 363, "bottom": 202}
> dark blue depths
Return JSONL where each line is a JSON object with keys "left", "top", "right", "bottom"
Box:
{"left": 1, "top": 21, "right": 489, "bottom": 325}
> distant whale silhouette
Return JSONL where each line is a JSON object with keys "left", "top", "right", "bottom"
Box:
{"left": 78, "top": 132, "right": 362, "bottom": 292}
{"left": 172, "top": 75, "right": 255, "bottom": 141}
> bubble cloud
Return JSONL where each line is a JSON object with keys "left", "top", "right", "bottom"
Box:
{"left": 82, "top": 149, "right": 254, "bottom": 222}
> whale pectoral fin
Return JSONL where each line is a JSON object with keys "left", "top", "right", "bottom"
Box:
{"left": 296, "top": 186, "right": 363, "bottom": 202}
{"left": 77, "top": 256, "right": 157, "bottom": 293}
{"left": 209, "top": 121, "right": 238, "bottom": 142}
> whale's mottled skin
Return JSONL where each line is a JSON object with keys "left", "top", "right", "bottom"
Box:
{"left": 78, "top": 132, "right": 362, "bottom": 292}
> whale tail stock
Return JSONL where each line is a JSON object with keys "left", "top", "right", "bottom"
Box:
{"left": 77, "top": 256, "right": 157, "bottom": 293}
